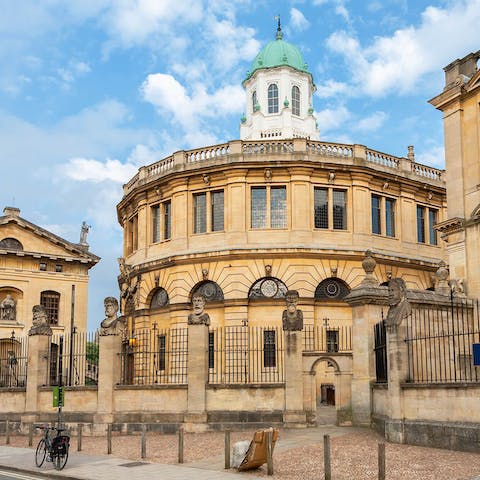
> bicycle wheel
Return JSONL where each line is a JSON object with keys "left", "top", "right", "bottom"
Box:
{"left": 53, "top": 447, "right": 68, "bottom": 470}
{"left": 35, "top": 438, "right": 47, "bottom": 467}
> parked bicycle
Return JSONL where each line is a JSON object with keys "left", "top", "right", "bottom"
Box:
{"left": 35, "top": 425, "right": 70, "bottom": 470}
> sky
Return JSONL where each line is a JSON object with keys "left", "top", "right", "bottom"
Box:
{"left": 1, "top": 0, "right": 479, "bottom": 330}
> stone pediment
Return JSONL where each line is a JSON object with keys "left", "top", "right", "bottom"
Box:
{"left": 0, "top": 213, "right": 99, "bottom": 266}
{"left": 466, "top": 69, "right": 480, "bottom": 93}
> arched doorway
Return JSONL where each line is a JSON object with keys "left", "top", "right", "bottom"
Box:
{"left": 311, "top": 356, "right": 340, "bottom": 425}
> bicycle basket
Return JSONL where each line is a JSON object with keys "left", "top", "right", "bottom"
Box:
{"left": 52, "top": 435, "right": 70, "bottom": 455}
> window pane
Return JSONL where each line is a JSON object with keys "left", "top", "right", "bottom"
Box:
{"left": 152, "top": 205, "right": 160, "bottom": 243}
{"left": 333, "top": 189, "right": 347, "bottom": 230}
{"left": 417, "top": 205, "right": 425, "bottom": 243}
{"left": 371, "top": 195, "right": 381, "bottom": 234}
{"left": 429, "top": 209, "right": 438, "bottom": 245}
{"left": 292, "top": 86, "right": 300, "bottom": 116}
{"left": 211, "top": 190, "right": 224, "bottom": 231}
{"left": 41, "top": 291, "right": 60, "bottom": 324}
{"left": 270, "top": 186, "right": 286, "bottom": 229}
{"left": 268, "top": 84, "right": 278, "bottom": 114}
{"left": 263, "top": 330, "right": 276, "bottom": 368}
{"left": 194, "top": 193, "right": 207, "bottom": 233}
{"left": 314, "top": 188, "right": 328, "bottom": 229}
{"left": 208, "top": 332, "right": 214, "bottom": 369}
{"left": 327, "top": 330, "right": 339, "bottom": 353}
{"left": 251, "top": 187, "right": 267, "bottom": 228}
{"left": 158, "top": 335, "right": 166, "bottom": 371}
{"left": 163, "top": 200, "right": 171, "bottom": 240}
{"left": 385, "top": 198, "right": 395, "bottom": 237}
{"left": 252, "top": 91, "right": 257, "bottom": 112}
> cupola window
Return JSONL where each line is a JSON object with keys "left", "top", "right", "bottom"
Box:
{"left": 252, "top": 91, "right": 257, "bottom": 112}
{"left": 268, "top": 84, "right": 279, "bottom": 114}
{"left": 292, "top": 86, "right": 300, "bottom": 116}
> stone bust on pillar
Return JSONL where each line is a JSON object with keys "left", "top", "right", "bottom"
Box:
{"left": 188, "top": 293, "right": 210, "bottom": 326}
{"left": 384, "top": 278, "right": 411, "bottom": 329}
{"left": 28, "top": 305, "right": 53, "bottom": 336}
{"left": 282, "top": 290, "right": 303, "bottom": 331}
{"left": 99, "top": 297, "right": 126, "bottom": 336}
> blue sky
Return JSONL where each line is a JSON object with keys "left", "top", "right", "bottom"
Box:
{"left": 1, "top": 0, "right": 479, "bottom": 329}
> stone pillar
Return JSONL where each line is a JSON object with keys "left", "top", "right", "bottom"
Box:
{"left": 385, "top": 323, "right": 408, "bottom": 443}
{"left": 336, "top": 370, "right": 353, "bottom": 426}
{"left": 345, "top": 287, "right": 387, "bottom": 426}
{"left": 303, "top": 370, "right": 316, "bottom": 425}
{"left": 185, "top": 323, "right": 208, "bottom": 429}
{"left": 95, "top": 334, "right": 123, "bottom": 424}
{"left": 23, "top": 333, "right": 51, "bottom": 421}
{"left": 283, "top": 330, "right": 306, "bottom": 425}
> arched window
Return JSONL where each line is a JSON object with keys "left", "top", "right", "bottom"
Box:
{"left": 292, "top": 86, "right": 300, "bottom": 116}
{"left": 150, "top": 288, "right": 169, "bottom": 308}
{"left": 252, "top": 91, "right": 257, "bottom": 112}
{"left": 268, "top": 84, "right": 279, "bottom": 114}
{"left": 191, "top": 281, "right": 224, "bottom": 302}
{"left": 249, "top": 277, "right": 288, "bottom": 299}
{"left": 314, "top": 278, "right": 350, "bottom": 300}
{"left": 40, "top": 290, "right": 60, "bottom": 324}
{"left": 0, "top": 238, "right": 23, "bottom": 250}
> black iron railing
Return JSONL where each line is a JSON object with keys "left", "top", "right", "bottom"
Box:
{"left": 0, "top": 333, "right": 28, "bottom": 388}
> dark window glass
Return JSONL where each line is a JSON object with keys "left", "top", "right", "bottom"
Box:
{"left": 211, "top": 190, "right": 224, "bottom": 231}
{"left": 251, "top": 187, "right": 267, "bottom": 228}
{"left": 314, "top": 187, "right": 328, "bottom": 229}
{"left": 292, "top": 85, "right": 300, "bottom": 116}
{"left": 152, "top": 205, "right": 160, "bottom": 243}
{"left": 417, "top": 205, "right": 426, "bottom": 243}
{"left": 39, "top": 262, "right": 47, "bottom": 271}
{"left": 55, "top": 265, "right": 62, "bottom": 273}
{"left": 333, "top": 189, "right": 347, "bottom": 230}
{"left": 263, "top": 330, "right": 276, "bottom": 368}
{"left": 40, "top": 291, "right": 60, "bottom": 324}
{"left": 164, "top": 200, "right": 171, "bottom": 240}
{"left": 268, "top": 84, "right": 279, "bottom": 114}
{"left": 371, "top": 195, "right": 381, "bottom": 234}
{"left": 385, "top": 198, "right": 395, "bottom": 237}
{"left": 208, "top": 332, "right": 214, "bottom": 369}
{"left": 194, "top": 193, "right": 207, "bottom": 233}
{"left": 252, "top": 91, "right": 257, "bottom": 111}
{"left": 429, "top": 209, "right": 438, "bottom": 245}
{"left": 158, "top": 335, "right": 166, "bottom": 371}
{"left": 327, "top": 330, "right": 339, "bottom": 353}
{"left": 270, "top": 186, "right": 286, "bottom": 229}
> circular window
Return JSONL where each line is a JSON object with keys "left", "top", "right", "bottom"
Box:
{"left": 260, "top": 279, "right": 278, "bottom": 298}
{"left": 315, "top": 278, "right": 350, "bottom": 300}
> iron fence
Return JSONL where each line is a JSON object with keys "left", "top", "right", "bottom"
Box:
{"left": 303, "top": 325, "right": 352, "bottom": 353}
{"left": 0, "top": 333, "right": 28, "bottom": 388}
{"left": 47, "top": 331, "right": 99, "bottom": 387}
{"left": 405, "top": 299, "right": 480, "bottom": 383}
{"left": 208, "top": 325, "right": 285, "bottom": 384}
{"left": 374, "top": 320, "right": 388, "bottom": 383}
{"left": 119, "top": 327, "right": 188, "bottom": 385}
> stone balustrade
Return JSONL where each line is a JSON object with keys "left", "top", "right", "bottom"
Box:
{"left": 122, "top": 139, "right": 445, "bottom": 195}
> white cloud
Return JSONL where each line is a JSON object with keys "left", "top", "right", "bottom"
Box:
{"left": 356, "top": 111, "right": 387, "bottom": 132}
{"left": 315, "top": 105, "right": 351, "bottom": 133}
{"left": 63, "top": 157, "right": 138, "bottom": 183}
{"left": 316, "top": 79, "right": 351, "bottom": 98}
{"left": 290, "top": 8, "right": 310, "bottom": 31}
{"left": 326, "top": 0, "right": 480, "bottom": 96}
{"left": 416, "top": 145, "right": 445, "bottom": 169}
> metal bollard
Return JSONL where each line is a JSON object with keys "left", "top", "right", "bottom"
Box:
{"left": 77, "top": 424, "right": 83, "bottom": 452}
{"left": 28, "top": 423, "right": 33, "bottom": 447}
{"left": 267, "top": 428, "right": 273, "bottom": 476}
{"left": 107, "top": 424, "right": 112, "bottom": 455}
{"left": 224, "top": 428, "right": 231, "bottom": 469}
{"left": 5, "top": 420, "right": 10, "bottom": 445}
{"left": 378, "top": 442, "right": 386, "bottom": 480}
{"left": 324, "top": 434, "right": 331, "bottom": 480}
{"left": 178, "top": 426, "right": 184, "bottom": 464}
{"left": 141, "top": 424, "right": 147, "bottom": 459}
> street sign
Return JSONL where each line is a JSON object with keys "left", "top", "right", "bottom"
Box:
{"left": 53, "top": 386, "right": 65, "bottom": 407}
{"left": 473, "top": 344, "right": 480, "bottom": 366}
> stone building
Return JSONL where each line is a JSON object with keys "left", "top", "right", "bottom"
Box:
{"left": 116, "top": 26, "right": 447, "bottom": 418}
{"left": 0, "top": 206, "right": 99, "bottom": 337}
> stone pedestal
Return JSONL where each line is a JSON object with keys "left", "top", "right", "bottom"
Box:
{"left": 283, "top": 330, "right": 306, "bottom": 426}
{"left": 95, "top": 334, "right": 122, "bottom": 422}
{"left": 186, "top": 323, "right": 208, "bottom": 427}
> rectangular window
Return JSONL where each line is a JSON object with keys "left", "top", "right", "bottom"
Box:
{"left": 263, "top": 330, "right": 276, "bottom": 368}
{"left": 158, "top": 334, "right": 166, "bottom": 371}
{"left": 251, "top": 186, "right": 287, "bottom": 229}
{"left": 152, "top": 200, "right": 171, "bottom": 242}
{"left": 417, "top": 205, "right": 426, "bottom": 243}
{"left": 314, "top": 188, "right": 328, "bottom": 229}
{"left": 371, "top": 195, "right": 381, "bottom": 235}
{"left": 251, "top": 187, "right": 267, "bottom": 229}
{"left": 333, "top": 189, "right": 347, "bottom": 230}
{"left": 55, "top": 265, "right": 63, "bottom": 273}
{"left": 164, "top": 200, "right": 171, "bottom": 240}
{"left": 385, "top": 198, "right": 396, "bottom": 237}
{"left": 211, "top": 191, "right": 224, "bottom": 232}
{"left": 194, "top": 193, "right": 207, "bottom": 234}
{"left": 429, "top": 209, "right": 438, "bottom": 245}
{"left": 270, "top": 186, "right": 286, "bottom": 229}
{"left": 208, "top": 331, "right": 214, "bottom": 369}
{"left": 152, "top": 205, "right": 160, "bottom": 243}
{"left": 39, "top": 262, "right": 47, "bottom": 271}
{"left": 326, "top": 330, "right": 339, "bottom": 353}
{"left": 127, "top": 215, "right": 138, "bottom": 254}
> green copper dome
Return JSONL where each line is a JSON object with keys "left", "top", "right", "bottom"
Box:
{"left": 244, "top": 28, "right": 310, "bottom": 82}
